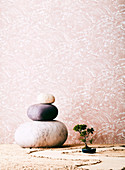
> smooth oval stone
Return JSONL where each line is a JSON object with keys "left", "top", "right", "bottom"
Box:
{"left": 14, "top": 121, "right": 68, "bottom": 148}
{"left": 27, "top": 104, "right": 58, "bottom": 121}
{"left": 37, "top": 93, "right": 55, "bottom": 104}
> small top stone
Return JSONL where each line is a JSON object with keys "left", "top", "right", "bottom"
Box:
{"left": 37, "top": 93, "right": 55, "bottom": 104}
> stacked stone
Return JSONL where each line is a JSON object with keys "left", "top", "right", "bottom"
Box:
{"left": 15, "top": 94, "right": 68, "bottom": 148}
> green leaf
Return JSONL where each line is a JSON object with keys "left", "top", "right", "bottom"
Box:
{"left": 73, "top": 124, "right": 87, "bottom": 132}
{"left": 89, "top": 139, "right": 93, "bottom": 144}
{"left": 73, "top": 125, "right": 80, "bottom": 131}
{"left": 90, "top": 128, "right": 94, "bottom": 134}
{"left": 87, "top": 128, "right": 91, "bottom": 133}
{"left": 80, "top": 139, "right": 86, "bottom": 143}
{"left": 79, "top": 124, "right": 87, "bottom": 131}
{"left": 87, "top": 127, "right": 94, "bottom": 134}
{"left": 80, "top": 131, "right": 86, "bottom": 136}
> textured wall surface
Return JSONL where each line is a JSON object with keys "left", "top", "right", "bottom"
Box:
{"left": 0, "top": 0, "right": 125, "bottom": 144}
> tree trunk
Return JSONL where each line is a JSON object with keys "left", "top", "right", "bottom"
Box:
{"left": 85, "top": 143, "right": 88, "bottom": 149}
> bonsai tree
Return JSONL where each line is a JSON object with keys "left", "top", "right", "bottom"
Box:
{"left": 73, "top": 124, "right": 94, "bottom": 149}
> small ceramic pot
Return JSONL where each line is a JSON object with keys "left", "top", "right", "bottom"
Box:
{"left": 82, "top": 148, "right": 96, "bottom": 153}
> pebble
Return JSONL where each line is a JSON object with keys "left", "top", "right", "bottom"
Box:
{"left": 37, "top": 93, "right": 55, "bottom": 104}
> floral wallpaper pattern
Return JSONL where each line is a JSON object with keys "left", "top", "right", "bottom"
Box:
{"left": 0, "top": 0, "right": 125, "bottom": 144}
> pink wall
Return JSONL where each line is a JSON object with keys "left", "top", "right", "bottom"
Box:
{"left": 0, "top": 0, "right": 125, "bottom": 144}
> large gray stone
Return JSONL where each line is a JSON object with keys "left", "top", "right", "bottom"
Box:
{"left": 14, "top": 121, "right": 68, "bottom": 148}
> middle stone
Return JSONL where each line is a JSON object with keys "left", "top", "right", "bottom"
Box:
{"left": 27, "top": 104, "right": 58, "bottom": 121}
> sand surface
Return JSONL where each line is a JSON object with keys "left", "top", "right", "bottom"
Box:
{"left": 0, "top": 144, "right": 125, "bottom": 170}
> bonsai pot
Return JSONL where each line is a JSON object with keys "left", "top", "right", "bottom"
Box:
{"left": 82, "top": 148, "right": 96, "bottom": 153}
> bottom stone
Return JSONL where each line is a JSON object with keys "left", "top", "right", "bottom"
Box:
{"left": 14, "top": 120, "right": 68, "bottom": 148}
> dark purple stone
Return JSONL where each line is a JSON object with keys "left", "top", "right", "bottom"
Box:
{"left": 27, "top": 104, "right": 58, "bottom": 121}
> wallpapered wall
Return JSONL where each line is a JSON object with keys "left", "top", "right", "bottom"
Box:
{"left": 0, "top": 0, "right": 125, "bottom": 144}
